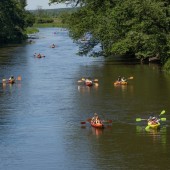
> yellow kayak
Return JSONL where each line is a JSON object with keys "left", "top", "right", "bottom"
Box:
{"left": 114, "top": 81, "right": 127, "bottom": 85}
{"left": 148, "top": 121, "right": 160, "bottom": 129}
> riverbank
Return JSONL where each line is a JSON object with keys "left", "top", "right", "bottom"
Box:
{"left": 26, "top": 19, "right": 66, "bottom": 34}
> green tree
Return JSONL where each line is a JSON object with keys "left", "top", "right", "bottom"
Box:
{"left": 0, "top": 0, "right": 34, "bottom": 45}
{"left": 50, "top": 0, "right": 170, "bottom": 63}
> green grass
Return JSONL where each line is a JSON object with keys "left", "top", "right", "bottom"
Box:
{"left": 26, "top": 27, "right": 39, "bottom": 34}
{"left": 34, "top": 17, "right": 67, "bottom": 28}
{"left": 33, "top": 22, "right": 66, "bottom": 28}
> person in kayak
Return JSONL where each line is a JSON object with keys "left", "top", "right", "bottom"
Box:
{"left": 8, "top": 75, "right": 15, "bottom": 84}
{"left": 9, "top": 76, "right": 15, "bottom": 81}
{"left": 121, "top": 77, "right": 127, "bottom": 82}
{"left": 91, "top": 113, "right": 101, "bottom": 124}
{"left": 117, "top": 76, "right": 121, "bottom": 82}
{"left": 51, "top": 44, "right": 55, "bottom": 48}
{"left": 148, "top": 116, "right": 160, "bottom": 124}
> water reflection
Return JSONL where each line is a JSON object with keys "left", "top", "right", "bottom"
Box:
{"left": 136, "top": 125, "right": 167, "bottom": 145}
{"left": 77, "top": 84, "right": 99, "bottom": 93}
{"left": 2, "top": 82, "right": 21, "bottom": 92}
{"left": 113, "top": 83, "right": 128, "bottom": 91}
{"left": 91, "top": 127, "right": 104, "bottom": 137}
{"left": 81, "top": 124, "right": 112, "bottom": 139}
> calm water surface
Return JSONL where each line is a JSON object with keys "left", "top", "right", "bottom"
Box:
{"left": 0, "top": 28, "right": 170, "bottom": 170}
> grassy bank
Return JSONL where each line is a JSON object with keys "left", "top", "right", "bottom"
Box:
{"left": 33, "top": 18, "right": 67, "bottom": 28}
{"left": 26, "top": 27, "right": 39, "bottom": 34}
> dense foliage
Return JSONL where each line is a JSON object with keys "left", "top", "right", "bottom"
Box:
{"left": 0, "top": 0, "right": 35, "bottom": 45}
{"left": 50, "top": 0, "right": 170, "bottom": 64}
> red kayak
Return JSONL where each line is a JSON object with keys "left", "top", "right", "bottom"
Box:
{"left": 91, "top": 121, "right": 104, "bottom": 128}
{"left": 85, "top": 81, "right": 93, "bottom": 87}
{"left": 8, "top": 79, "right": 15, "bottom": 84}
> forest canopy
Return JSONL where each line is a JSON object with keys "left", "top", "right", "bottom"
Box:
{"left": 0, "top": 0, "right": 35, "bottom": 44}
{"left": 50, "top": 0, "right": 170, "bottom": 63}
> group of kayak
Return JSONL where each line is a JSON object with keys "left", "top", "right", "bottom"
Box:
{"left": 83, "top": 110, "right": 166, "bottom": 130}
{"left": 33, "top": 44, "right": 56, "bottom": 59}
{"left": 78, "top": 76, "right": 131, "bottom": 87}
{"left": 2, "top": 75, "right": 22, "bottom": 84}
{"left": 2, "top": 76, "right": 15, "bottom": 84}
{"left": 79, "top": 76, "right": 166, "bottom": 130}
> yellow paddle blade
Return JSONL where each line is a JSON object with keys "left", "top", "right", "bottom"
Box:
{"left": 93, "top": 79, "right": 98, "bottom": 82}
{"left": 159, "top": 110, "right": 165, "bottom": 116}
{"left": 136, "top": 118, "right": 147, "bottom": 121}
{"left": 136, "top": 118, "right": 141, "bottom": 121}
{"left": 160, "top": 118, "right": 166, "bottom": 121}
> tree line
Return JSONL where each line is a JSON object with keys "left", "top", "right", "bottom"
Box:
{"left": 0, "top": 0, "right": 35, "bottom": 45}
{"left": 50, "top": 0, "right": 170, "bottom": 65}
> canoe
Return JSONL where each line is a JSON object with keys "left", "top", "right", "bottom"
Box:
{"left": 114, "top": 81, "right": 127, "bottom": 85}
{"left": 91, "top": 121, "right": 104, "bottom": 128}
{"left": 148, "top": 121, "right": 160, "bottom": 129}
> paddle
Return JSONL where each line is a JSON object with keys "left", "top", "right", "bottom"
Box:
{"left": 80, "top": 122, "right": 86, "bottom": 124}
{"left": 77, "top": 80, "right": 83, "bottom": 83}
{"left": 128, "top": 76, "right": 134, "bottom": 80}
{"left": 160, "top": 118, "right": 166, "bottom": 121}
{"left": 159, "top": 110, "right": 165, "bottom": 116}
{"left": 136, "top": 118, "right": 147, "bottom": 121}
{"left": 102, "top": 120, "right": 112, "bottom": 123}
{"left": 16, "top": 75, "right": 22, "bottom": 81}
{"left": 136, "top": 110, "right": 166, "bottom": 122}
{"left": 93, "top": 79, "right": 98, "bottom": 82}
{"left": 80, "top": 118, "right": 91, "bottom": 124}
{"left": 136, "top": 117, "right": 166, "bottom": 122}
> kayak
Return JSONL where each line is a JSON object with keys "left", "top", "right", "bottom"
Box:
{"left": 114, "top": 81, "right": 127, "bottom": 85}
{"left": 8, "top": 79, "right": 15, "bottom": 84}
{"left": 91, "top": 121, "right": 104, "bottom": 128}
{"left": 148, "top": 121, "right": 160, "bottom": 129}
{"left": 85, "top": 81, "right": 93, "bottom": 87}
{"left": 2, "top": 79, "right": 6, "bottom": 83}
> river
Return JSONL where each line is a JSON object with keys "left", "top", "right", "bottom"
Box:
{"left": 0, "top": 28, "right": 170, "bottom": 170}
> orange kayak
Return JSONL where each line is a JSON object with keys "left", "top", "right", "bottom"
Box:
{"left": 114, "top": 81, "right": 127, "bottom": 85}
{"left": 91, "top": 121, "right": 104, "bottom": 128}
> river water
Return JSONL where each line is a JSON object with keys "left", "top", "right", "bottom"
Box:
{"left": 0, "top": 28, "right": 170, "bottom": 170}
